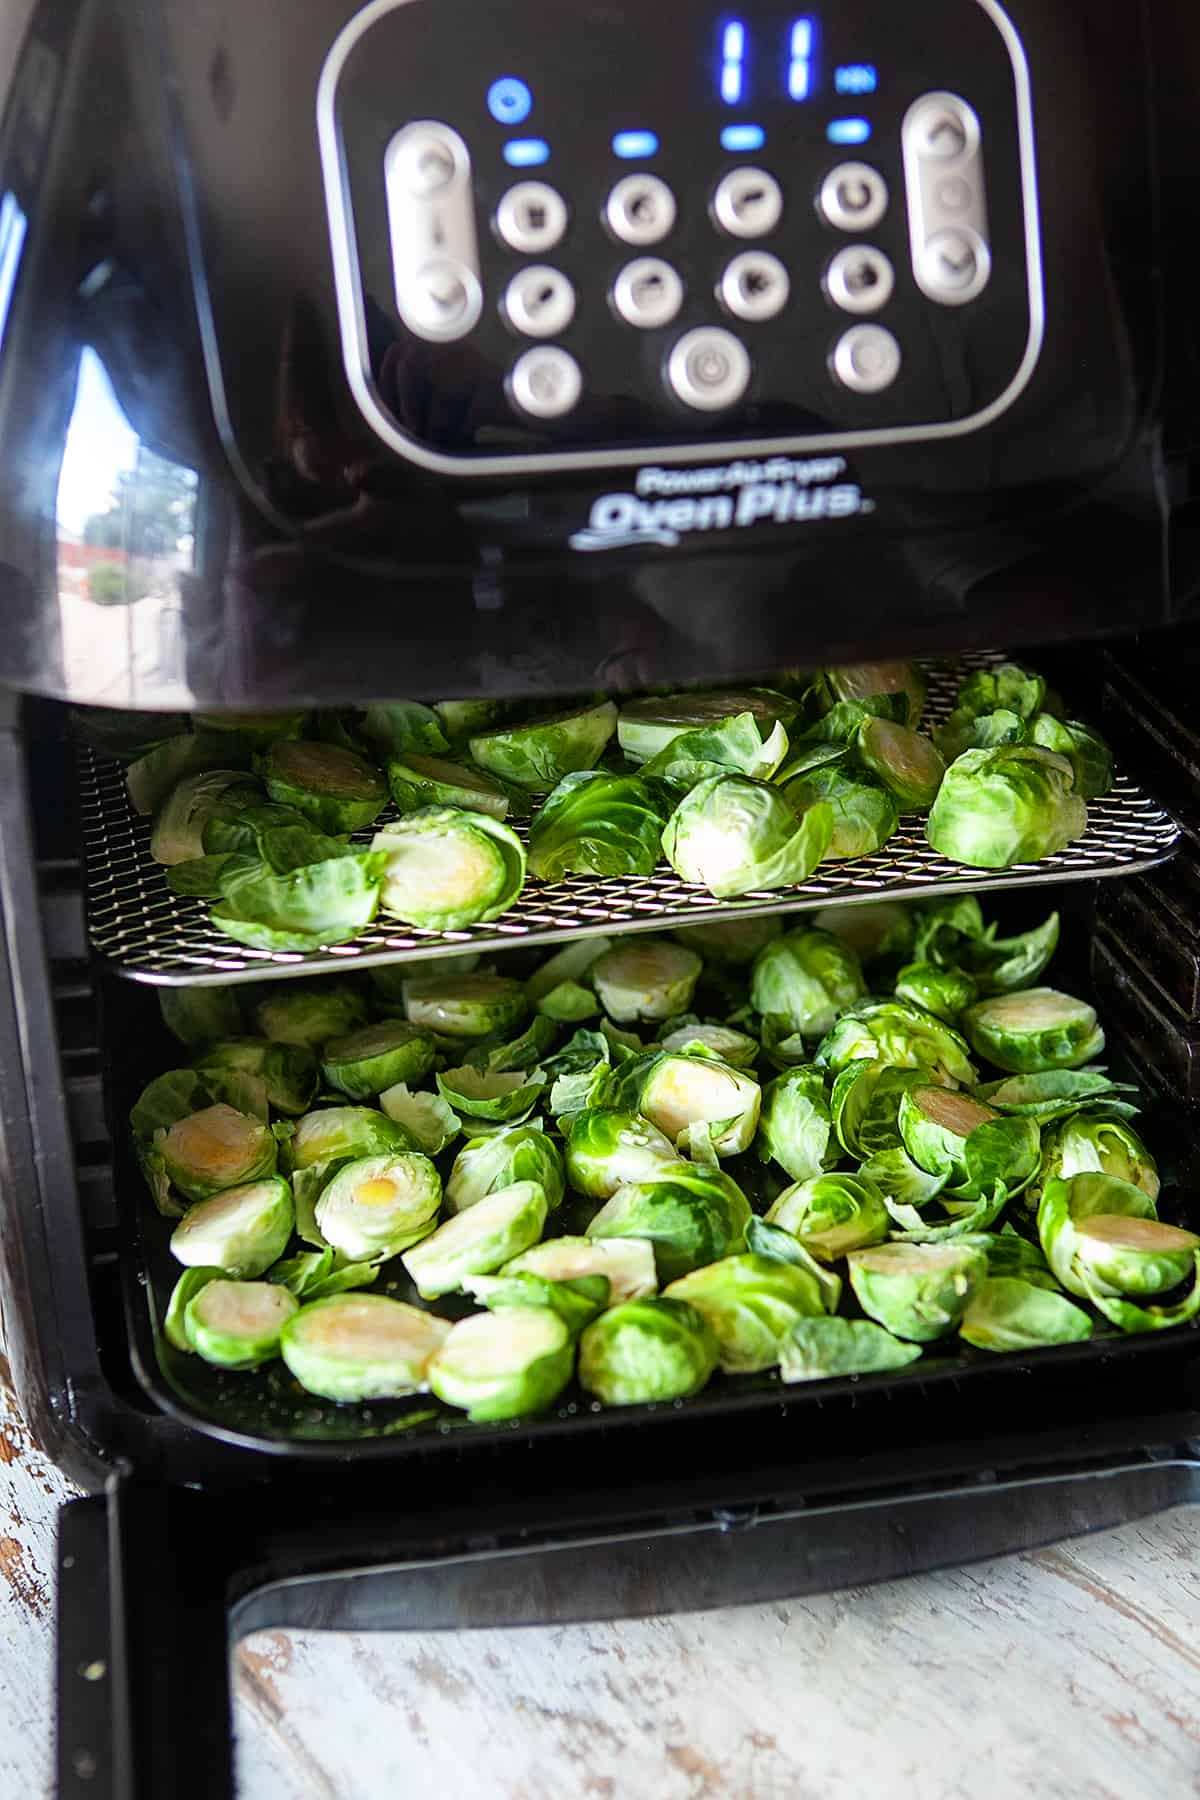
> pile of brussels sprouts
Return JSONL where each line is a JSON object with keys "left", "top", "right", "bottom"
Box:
{"left": 95, "top": 657, "right": 1113, "bottom": 954}
{"left": 132, "top": 890, "right": 1199, "bottom": 1426}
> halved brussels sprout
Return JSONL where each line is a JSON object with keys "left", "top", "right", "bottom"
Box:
{"left": 252, "top": 980, "right": 368, "bottom": 1049}
{"left": 212, "top": 848, "right": 387, "bottom": 952}
{"left": 280, "top": 1294, "right": 452, "bottom": 1401}
{"left": 527, "top": 771, "right": 670, "bottom": 880}
{"left": 565, "top": 1107, "right": 680, "bottom": 1200}
{"left": 1034, "top": 1115, "right": 1159, "bottom": 1206}
{"left": 169, "top": 1175, "right": 294, "bottom": 1276}
{"left": 641, "top": 711, "right": 790, "bottom": 789}
{"left": 261, "top": 740, "right": 387, "bottom": 834}
{"left": 159, "top": 986, "right": 244, "bottom": 1049}
{"left": 387, "top": 752, "right": 513, "bottom": 820}
{"left": 926, "top": 745, "right": 1087, "bottom": 869}
{"left": 591, "top": 939, "right": 702, "bottom": 1023}
{"left": 320, "top": 1020, "right": 437, "bottom": 1100}
{"left": 157, "top": 1103, "right": 277, "bottom": 1205}
{"left": 372, "top": 808, "right": 525, "bottom": 930}
{"left": 674, "top": 916, "right": 783, "bottom": 964}
{"left": 664, "top": 1253, "right": 826, "bottom": 1373}
{"left": 184, "top": 1279, "right": 298, "bottom": 1369}
{"left": 369, "top": 953, "right": 480, "bottom": 1012}
{"left": 526, "top": 938, "right": 613, "bottom": 1005}
{"left": 469, "top": 701, "right": 618, "bottom": 789}
{"left": 661, "top": 775, "right": 833, "bottom": 898}
{"left": 461, "top": 1271, "right": 610, "bottom": 1333}
{"left": 856, "top": 718, "right": 946, "bottom": 812}
{"left": 959, "top": 1277, "right": 1093, "bottom": 1351}
{"left": 778, "top": 1316, "right": 923, "bottom": 1382}
{"left": 445, "top": 1124, "right": 564, "bottom": 1214}
{"left": 933, "top": 663, "right": 1047, "bottom": 763}
{"left": 578, "top": 1298, "right": 718, "bottom": 1405}
{"left": 779, "top": 762, "right": 899, "bottom": 860}
{"left": 660, "top": 1022, "right": 759, "bottom": 1068}
{"left": 617, "top": 689, "right": 798, "bottom": 765}
{"left": 893, "top": 962, "right": 978, "bottom": 1024}
{"left": 194, "top": 1039, "right": 317, "bottom": 1116}
{"left": 755, "top": 1066, "right": 833, "bottom": 1183}
{"left": 379, "top": 1083, "right": 460, "bottom": 1155}
{"left": 588, "top": 1166, "right": 751, "bottom": 1282}
{"left": 962, "top": 988, "right": 1104, "bottom": 1074}
{"left": 847, "top": 1240, "right": 988, "bottom": 1341}
{"left": 150, "top": 769, "right": 259, "bottom": 866}
{"left": 358, "top": 700, "right": 450, "bottom": 760}
{"left": 314, "top": 1153, "right": 442, "bottom": 1262}
{"left": 1029, "top": 715, "right": 1114, "bottom": 800}
{"left": 401, "top": 1180, "right": 548, "bottom": 1297}
{"left": 427, "top": 1309, "right": 574, "bottom": 1421}
{"left": 503, "top": 1235, "right": 657, "bottom": 1304}
{"left": 620, "top": 1052, "right": 761, "bottom": 1156}
{"left": 433, "top": 698, "right": 507, "bottom": 741}
{"left": 1036, "top": 1171, "right": 1164, "bottom": 1298}
{"left": 765, "top": 1171, "right": 890, "bottom": 1262}
{"left": 751, "top": 927, "right": 867, "bottom": 1041}
{"left": 286, "top": 1106, "right": 415, "bottom": 1170}
{"left": 436, "top": 1066, "right": 544, "bottom": 1124}
{"left": 126, "top": 731, "right": 254, "bottom": 816}
{"left": 897, "top": 1086, "right": 1041, "bottom": 1199}
{"left": 811, "top": 662, "right": 926, "bottom": 728}
{"left": 164, "top": 1266, "right": 222, "bottom": 1352}
{"left": 816, "top": 999, "right": 977, "bottom": 1089}
{"left": 830, "top": 1060, "right": 923, "bottom": 1160}
{"left": 403, "top": 973, "right": 528, "bottom": 1040}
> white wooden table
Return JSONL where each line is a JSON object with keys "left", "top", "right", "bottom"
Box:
{"left": 3, "top": 1362, "right": 1198, "bottom": 1798}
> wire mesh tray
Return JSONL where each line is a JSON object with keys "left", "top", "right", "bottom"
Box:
{"left": 77, "top": 657, "right": 1182, "bottom": 987}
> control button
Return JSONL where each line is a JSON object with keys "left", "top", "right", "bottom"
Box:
{"left": 713, "top": 167, "right": 783, "bottom": 238}
{"left": 509, "top": 346, "right": 582, "bottom": 419}
{"left": 917, "top": 226, "right": 990, "bottom": 303}
{"left": 612, "top": 258, "right": 684, "bottom": 329}
{"left": 824, "top": 244, "right": 894, "bottom": 315}
{"left": 667, "top": 327, "right": 751, "bottom": 411}
{"left": 503, "top": 265, "right": 576, "bottom": 337}
{"left": 488, "top": 77, "right": 533, "bottom": 125}
{"left": 392, "top": 128, "right": 459, "bottom": 196}
{"left": 495, "top": 182, "right": 568, "bottom": 253}
{"left": 935, "top": 176, "right": 973, "bottom": 213}
{"left": 403, "top": 260, "right": 483, "bottom": 340}
{"left": 719, "top": 250, "right": 789, "bottom": 322}
{"left": 906, "top": 93, "right": 980, "bottom": 163}
{"left": 902, "top": 94, "right": 990, "bottom": 307}
{"left": 819, "top": 162, "right": 888, "bottom": 232}
{"left": 384, "top": 123, "right": 482, "bottom": 343}
{"left": 605, "top": 174, "right": 677, "bottom": 245}
{"left": 831, "top": 323, "right": 901, "bottom": 393}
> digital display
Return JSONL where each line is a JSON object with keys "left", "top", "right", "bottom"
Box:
{"left": 717, "top": 16, "right": 819, "bottom": 104}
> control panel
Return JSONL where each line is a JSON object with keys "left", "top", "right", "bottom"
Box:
{"left": 318, "top": 0, "right": 1041, "bottom": 473}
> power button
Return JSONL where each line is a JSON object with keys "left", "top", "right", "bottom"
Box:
{"left": 667, "top": 327, "right": 752, "bottom": 411}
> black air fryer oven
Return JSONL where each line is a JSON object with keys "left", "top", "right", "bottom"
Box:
{"left": 2, "top": 1, "right": 1200, "bottom": 1794}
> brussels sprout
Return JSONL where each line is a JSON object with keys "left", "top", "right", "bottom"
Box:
{"left": 974, "top": 1068, "right": 1139, "bottom": 1123}
{"left": 816, "top": 999, "right": 977, "bottom": 1089}
{"left": 164, "top": 1267, "right": 222, "bottom": 1352}
{"left": 588, "top": 1167, "right": 751, "bottom": 1282}
{"left": 126, "top": 732, "right": 254, "bottom": 815}
{"left": 445, "top": 1125, "right": 564, "bottom": 1215}
{"left": 526, "top": 938, "right": 613, "bottom": 1005}
{"left": 527, "top": 771, "right": 670, "bottom": 880}
{"left": 578, "top": 1298, "right": 718, "bottom": 1405}
{"left": 765, "top": 1171, "right": 890, "bottom": 1262}
{"left": 856, "top": 1145, "right": 949, "bottom": 1212}
{"left": 959, "top": 1277, "right": 1093, "bottom": 1351}
{"left": 856, "top": 718, "right": 946, "bottom": 812}
{"left": 169, "top": 1174, "right": 294, "bottom": 1276}
{"left": 433, "top": 698, "right": 507, "bottom": 741}
{"left": 1029, "top": 715, "right": 1114, "bottom": 800}
{"left": 926, "top": 746, "right": 1087, "bottom": 869}
{"left": 386, "top": 752, "right": 513, "bottom": 820}
{"left": 743, "top": 1217, "right": 843, "bottom": 1311}
{"left": 150, "top": 769, "right": 260, "bottom": 865}
{"left": 660, "top": 1022, "right": 759, "bottom": 1068}
{"left": 848, "top": 1240, "right": 988, "bottom": 1341}
{"left": 436, "top": 1066, "right": 544, "bottom": 1124}
{"left": 755, "top": 1066, "right": 833, "bottom": 1183}
{"left": 401, "top": 1179, "right": 548, "bottom": 1298}
{"left": 368, "top": 955, "right": 481, "bottom": 1018}
{"left": 779, "top": 761, "right": 898, "bottom": 859}
{"left": 212, "top": 847, "right": 388, "bottom": 952}
{"left": 503, "top": 1235, "right": 658, "bottom": 1304}
{"left": 359, "top": 700, "right": 450, "bottom": 760}
{"left": 194, "top": 1039, "right": 318, "bottom": 1116}
{"left": 254, "top": 978, "right": 366, "bottom": 1047}
{"left": 661, "top": 775, "right": 833, "bottom": 898}
{"left": 811, "top": 662, "right": 926, "bottom": 728}
{"left": 1079, "top": 1258, "right": 1200, "bottom": 1335}
{"left": 965, "top": 912, "right": 1060, "bottom": 995}
{"left": 620, "top": 1052, "right": 761, "bottom": 1156}
{"left": 320, "top": 1021, "right": 437, "bottom": 1100}
{"left": 1035, "top": 1115, "right": 1159, "bottom": 1206}
{"left": 617, "top": 689, "right": 798, "bottom": 765}
{"left": 280, "top": 1294, "right": 452, "bottom": 1401}
{"left": 1036, "top": 1171, "right": 1160, "bottom": 1297}
{"left": 314, "top": 1153, "right": 442, "bottom": 1262}
{"left": 403, "top": 973, "right": 528, "bottom": 1040}
{"left": 260, "top": 740, "right": 387, "bottom": 833}
{"left": 893, "top": 962, "right": 978, "bottom": 1023}
{"left": 159, "top": 986, "right": 244, "bottom": 1049}
{"left": 674, "top": 916, "right": 783, "bottom": 964}
{"left": 898, "top": 1086, "right": 1040, "bottom": 1198}
{"left": 591, "top": 939, "right": 702, "bottom": 1023}
{"left": 830, "top": 1061, "right": 924, "bottom": 1159}
{"left": 813, "top": 902, "right": 914, "bottom": 969}
{"left": 565, "top": 1107, "right": 680, "bottom": 1200}
{"left": 183, "top": 1279, "right": 299, "bottom": 1369}
{"left": 751, "top": 927, "right": 867, "bottom": 1040}
{"left": 962, "top": 988, "right": 1104, "bottom": 1074}
{"left": 287, "top": 1105, "right": 414, "bottom": 1170}
{"left": 372, "top": 808, "right": 525, "bottom": 930}
{"left": 641, "top": 711, "right": 790, "bottom": 790}
{"left": 379, "top": 1082, "right": 460, "bottom": 1155}
{"left": 131, "top": 1069, "right": 269, "bottom": 1215}
{"left": 461, "top": 1271, "right": 610, "bottom": 1333}
{"left": 200, "top": 796, "right": 309, "bottom": 858}
{"left": 427, "top": 1309, "right": 574, "bottom": 1421}
{"left": 933, "top": 663, "right": 1047, "bottom": 763}
{"left": 779, "top": 1316, "right": 923, "bottom": 1381}
{"left": 157, "top": 1103, "right": 277, "bottom": 1205}
{"left": 664, "top": 1253, "right": 826, "bottom": 1373}
{"left": 469, "top": 701, "right": 618, "bottom": 789}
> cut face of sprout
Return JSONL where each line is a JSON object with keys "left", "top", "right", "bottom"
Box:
{"left": 280, "top": 1294, "right": 452, "bottom": 1401}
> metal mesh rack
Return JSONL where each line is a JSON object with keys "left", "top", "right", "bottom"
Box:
{"left": 77, "top": 659, "right": 1182, "bottom": 986}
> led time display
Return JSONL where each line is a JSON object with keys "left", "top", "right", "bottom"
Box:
{"left": 716, "top": 16, "right": 820, "bottom": 103}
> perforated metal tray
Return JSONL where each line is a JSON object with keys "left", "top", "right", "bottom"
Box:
{"left": 77, "top": 658, "right": 1181, "bottom": 986}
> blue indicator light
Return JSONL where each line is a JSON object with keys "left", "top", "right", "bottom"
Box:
{"left": 488, "top": 77, "right": 532, "bottom": 125}
{"left": 788, "top": 17, "right": 814, "bottom": 100}
{"left": 827, "top": 117, "right": 871, "bottom": 144}
{"left": 720, "top": 123, "right": 766, "bottom": 151}
{"left": 613, "top": 130, "right": 659, "bottom": 159}
{"left": 721, "top": 21, "right": 746, "bottom": 104}
{"left": 835, "top": 63, "right": 877, "bottom": 94}
{"left": 503, "top": 137, "right": 550, "bottom": 166}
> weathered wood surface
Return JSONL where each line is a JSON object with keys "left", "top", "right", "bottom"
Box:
{"left": 2, "top": 1362, "right": 1198, "bottom": 1799}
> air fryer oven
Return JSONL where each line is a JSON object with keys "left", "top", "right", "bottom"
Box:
{"left": 2, "top": 1, "right": 1200, "bottom": 1796}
